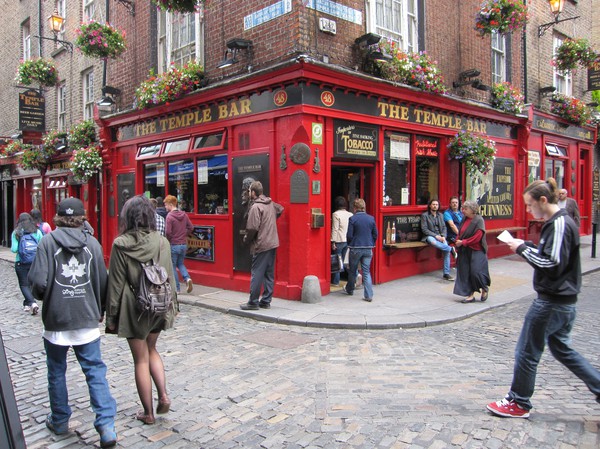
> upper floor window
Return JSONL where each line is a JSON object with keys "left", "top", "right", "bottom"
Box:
{"left": 367, "top": 0, "right": 419, "bottom": 52}
{"left": 57, "top": 0, "right": 67, "bottom": 41}
{"left": 491, "top": 32, "right": 506, "bottom": 84}
{"left": 83, "top": 70, "right": 94, "bottom": 120}
{"left": 553, "top": 35, "right": 572, "bottom": 96}
{"left": 22, "top": 21, "right": 31, "bottom": 60}
{"left": 83, "top": 0, "right": 96, "bottom": 22}
{"left": 158, "top": 8, "right": 203, "bottom": 73}
{"left": 57, "top": 84, "right": 67, "bottom": 131}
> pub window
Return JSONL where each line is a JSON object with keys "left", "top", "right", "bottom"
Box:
{"left": 144, "top": 162, "right": 165, "bottom": 199}
{"left": 415, "top": 135, "right": 439, "bottom": 205}
{"left": 383, "top": 132, "right": 411, "bottom": 206}
{"left": 164, "top": 138, "right": 190, "bottom": 154}
{"left": 193, "top": 132, "right": 225, "bottom": 151}
{"left": 138, "top": 143, "right": 161, "bottom": 159}
{"left": 168, "top": 158, "right": 194, "bottom": 212}
{"left": 196, "top": 154, "right": 228, "bottom": 214}
{"left": 544, "top": 144, "right": 567, "bottom": 189}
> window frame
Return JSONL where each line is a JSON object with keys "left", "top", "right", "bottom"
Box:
{"left": 553, "top": 35, "right": 572, "bottom": 96}
{"left": 157, "top": 8, "right": 204, "bottom": 74}
{"left": 57, "top": 84, "right": 67, "bottom": 131}
{"left": 367, "top": 0, "right": 420, "bottom": 52}
{"left": 22, "top": 20, "right": 31, "bottom": 61}
{"left": 491, "top": 31, "right": 507, "bottom": 84}
{"left": 83, "top": 0, "right": 96, "bottom": 22}
{"left": 82, "top": 70, "right": 95, "bottom": 120}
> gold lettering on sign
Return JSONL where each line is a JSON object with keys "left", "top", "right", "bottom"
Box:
{"left": 136, "top": 121, "right": 157, "bottom": 137}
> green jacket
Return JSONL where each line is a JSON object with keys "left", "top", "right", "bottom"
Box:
{"left": 106, "top": 230, "right": 178, "bottom": 339}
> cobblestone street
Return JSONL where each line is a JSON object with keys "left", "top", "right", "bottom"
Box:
{"left": 2, "top": 259, "right": 600, "bottom": 449}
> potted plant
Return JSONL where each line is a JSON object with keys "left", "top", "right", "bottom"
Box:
{"left": 490, "top": 82, "right": 525, "bottom": 114}
{"left": 75, "top": 21, "right": 127, "bottom": 59}
{"left": 3, "top": 141, "right": 31, "bottom": 157}
{"left": 553, "top": 38, "right": 598, "bottom": 72}
{"left": 19, "top": 145, "right": 56, "bottom": 171}
{"left": 475, "top": 0, "right": 529, "bottom": 37}
{"left": 134, "top": 60, "right": 205, "bottom": 109}
{"left": 15, "top": 58, "right": 59, "bottom": 87}
{"left": 448, "top": 130, "right": 496, "bottom": 175}
{"left": 68, "top": 120, "right": 96, "bottom": 150}
{"left": 70, "top": 145, "right": 103, "bottom": 182}
{"left": 550, "top": 94, "right": 591, "bottom": 126}
{"left": 152, "top": 0, "right": 199, "bottom": 13}
{"left": 377, "top": 40, "right": 447, "bottom": 94}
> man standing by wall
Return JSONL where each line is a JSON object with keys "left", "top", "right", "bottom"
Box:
{"left": 443, "top": 196, "right": 463, "bottom": 244}
{"left": 557, "top": 189, "right": 580, "bottom": 227}
{"left": 240, "top": 181, "right": 284, "bottom": 310}
{"left": 422, "top": 198, "right": 456, "bottom": 281}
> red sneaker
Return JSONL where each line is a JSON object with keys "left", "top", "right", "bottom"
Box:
{"left": 486, "top": 398, "right": 530, "bottom": 418}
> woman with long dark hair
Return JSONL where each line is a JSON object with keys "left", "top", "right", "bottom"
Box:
{"left": 105, "top": 195, "right": 178, "bottom": 425}
{"left": 11, "top": 212, "right": 44, "bottom": 314}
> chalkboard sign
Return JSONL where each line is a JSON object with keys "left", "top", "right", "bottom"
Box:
{"left": 383, "top": 215, "right": 422, "bottom": 244}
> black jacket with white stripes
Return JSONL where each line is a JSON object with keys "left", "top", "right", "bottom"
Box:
{"left": 516, "top": 208, "right": 580, "bottom": 304}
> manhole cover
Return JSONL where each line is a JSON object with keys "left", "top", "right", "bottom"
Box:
{"left": 4, "top": 335, "right": 43, "bottom": 355}
{"left": 240, "top": 330, "right": 317, "bottom": 349}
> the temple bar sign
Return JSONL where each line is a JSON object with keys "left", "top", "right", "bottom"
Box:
{"left": 19, "top": 89, "right": 45, "bottom": 132}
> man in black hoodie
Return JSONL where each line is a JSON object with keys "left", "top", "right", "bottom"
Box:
{"left": 28, "top": 198, "right": 117, "bottom": 448}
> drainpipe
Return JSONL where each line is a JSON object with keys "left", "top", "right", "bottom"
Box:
{"left": 38, "top": 0, "right": 43, "bottom": 57}
{"left": 103, "top": 0, "right": 109, "bottom": 88}
{"left": 522, "top": 0, "right": 528, "bottom": 103}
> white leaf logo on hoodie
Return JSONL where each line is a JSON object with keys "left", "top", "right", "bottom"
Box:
{"left": 61, "top": 255, "right": 87, "bottom": 284}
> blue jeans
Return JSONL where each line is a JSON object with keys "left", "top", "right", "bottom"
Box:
{"left": 170, "top": 244, "right": 190, "bottom": 292}
{"left": 44, "top": 338, "right": 116, "bottom": 430}
{"left": 346, "top": 248, "right": 373, "bottom": 300}
{"left": 249, "top": 249, "right": 276, "bottom": 305}
{"left": 15, "top": 262, "right": 36, "bottom": 307}
{"left": 331, "top": 243, "right": 348, "bottom": 285}
{"left": 508, "top": 298, "right": 600, "bottom": 410}
{"left": 425, "top": 236, "right": 452, "bottom": 275}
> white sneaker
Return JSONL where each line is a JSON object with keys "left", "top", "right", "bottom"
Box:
{"left": 186, "top": 278, "right": 193, "bottom": 293}
{"left": 31, "top": 303, "right": 39, "bottom": 315}
{"left": 23, "top": 305, "right": 31, "bottom": 313}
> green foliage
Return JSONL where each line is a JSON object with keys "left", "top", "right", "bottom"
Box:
{"left": 15, "top": 58, "right": 59, "bottom": 87}
{"left": 554, "top": 39, "right": 598, "bottom": 72}
{"left": 550, "top": 94, "right": 591, "bottom": 126}
{"left": 70, "top": 145, "right": 103, "bottom": 182}
{"left": 475, "top": 0, "right": 529, "bottom": 36}
{"left": 490, "top": 82, "right": 525, "bottom": 114}
{"left": 68, "top": 120, "right": 96, "bottom": 151}
{"left": 448, "top": 130, "right": 496, "bottom": 176}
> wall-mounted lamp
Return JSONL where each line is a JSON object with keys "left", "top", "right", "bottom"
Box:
{"left": 355, "top": 32, "right": 382, "bottom": 49}
{"left": 471, "top": 79, "right": 491, "bottom": 92}
{"left": 217, "top": 38, "right": 253, "bottom": 69}
{"left": 35, "top": 9, "right": 73, "bottom": 52}
{"left": 539, "top": 86, "right": 557, "bottom": 97}
{"left": 116, "top": 0, "right": 135, "bottom": 16}
{"left": 538, "top": 0, "right": 580, "bottom": 37}
{"left": 97, "top": 86, "right": 121, "bottom": 107}
{"left": 55, "top": 137, "right": 68, "bottom": 152}
{"left": 10, "top": 132, "right": 22, "bottom": 140}
{"left": 354, "top": 33, "right": 391, "bottom": 73}
{"left": 452, "top": 69, "right": 483, "bottom": 89}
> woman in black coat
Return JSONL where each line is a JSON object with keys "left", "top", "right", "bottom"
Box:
{"left": 453, "top": 200, "right": 491, "bottom": 303}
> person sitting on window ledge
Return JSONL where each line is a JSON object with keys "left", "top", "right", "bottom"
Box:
{"left": 421, "top": 198, "right": 457, "bottom": 281}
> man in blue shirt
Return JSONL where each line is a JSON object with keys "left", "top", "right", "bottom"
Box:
{"left": 443, "top": 196, "right": 463, "bottom": 244}
{"left": 343, "top": 198, "right": 378, "bottom": 302}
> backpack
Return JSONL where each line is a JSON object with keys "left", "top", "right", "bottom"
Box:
{"left": 18, "top": 233, "right": 39, "bottom": 265}
{"left": 135, "top": 254, "right": 174, "bottom": 317}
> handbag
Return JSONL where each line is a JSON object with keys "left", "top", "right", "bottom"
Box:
{"left": 330, "top": 253, "right": 343, "bottom": 273}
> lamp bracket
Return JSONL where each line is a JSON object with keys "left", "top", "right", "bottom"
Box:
{"left": 35, "top": 35, "right": 73, "bottom": 52}
{"left": 116, "top": 0, "right": 135, "bottom": 16}
{"left": 538, "top": 15, "right": 580, "bottom": 37}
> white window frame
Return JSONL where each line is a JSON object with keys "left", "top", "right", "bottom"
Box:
{"left": 158, "top": 8, "right": 203, "bottom": 73}
{"left": 83, "top": 70, "right": 94, "bottom": 120}
{"left": 22, "top": 21, "right": 31, "bottom": 60}
{"left": 491, "top": 32, "right": 506, "bottom": 84}
{"left": 57, "top": 0, "right": 67, "bottom": 41}
{"left": 367, "top": 0, "right": 419, "bottom": 52}
{"left": 57, "top": 84, "right": 67, "bottom": 131}
{"left": 83, "top": 0, "right": 96, "bottom": 22}
{"left": 553, "top": 35, "right": 572, "bottom": 96}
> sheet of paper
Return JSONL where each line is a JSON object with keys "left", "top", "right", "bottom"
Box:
{"left": 497, "top": 230, "right": 514, "bottom": 243}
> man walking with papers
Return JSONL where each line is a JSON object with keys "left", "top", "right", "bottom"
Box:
{"left": 486, "top": 178, "right": 600, "bottom": 419}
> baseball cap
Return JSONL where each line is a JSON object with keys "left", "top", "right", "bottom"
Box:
{"left": 57, "top": 198, "right": 85, "bottom": 216}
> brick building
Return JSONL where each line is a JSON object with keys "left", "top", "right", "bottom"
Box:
{"left": 0, "top": 0, "right": 596, "bottom": 299}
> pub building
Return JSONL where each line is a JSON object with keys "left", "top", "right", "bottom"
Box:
{"left": 94, "top": 58, "right": 595, "bottom": 301}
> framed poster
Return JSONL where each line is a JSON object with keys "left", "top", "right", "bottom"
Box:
{"left": 187, "top": 226, "right": 215, "bottom": 262}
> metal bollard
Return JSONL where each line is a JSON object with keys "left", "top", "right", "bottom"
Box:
{"left": 592, "top": 223, "right": 597, "bottom": 259}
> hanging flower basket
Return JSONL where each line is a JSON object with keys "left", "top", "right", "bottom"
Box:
{"left": 152, "top": 0, "right": 199, "bottom": 13}
{"left": 43, "top": 130, "right": 69, "bottom": 154}
{"left": 134, "top": 60, "right": 206, "bottom": 109}
{"left": 68, "top": 120, "right": 96, "bottom": 150}
{"left": 15, "top": 58, "right": 59, "bottom": 87}
{"left": 475, "top": 0, "right": 529, "bottom": 37}
{"left": 553, "top": 38, "right": 599, "bottom": 72}
{"left": 75, "top": 22, "right": 127, "bottom": 59}
{"left": 70, "top": 145, "right": 103, "bottom": 182}
{"left": 448, "top": 130, "right": 496, "bottom": 176}
{"left": 490, "top": 82, "right": 525, "bottom": 114}
{"left": 376, "top": 40, "right": 447, "bottom": 94}
{"left": 3, "top": 141, "right": 31, "bottom": 158}
{"left": 550, "top": 94, "right": 591, "bottom": 126}
{"left": 19, "top": 145, "right": 56, "bottom": 171}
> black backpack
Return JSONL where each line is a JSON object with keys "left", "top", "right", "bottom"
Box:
{"left": 134, "top": 248, "right": 174, "bottom": 317}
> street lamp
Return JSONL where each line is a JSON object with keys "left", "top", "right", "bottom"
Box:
{"left": 538, "top": 0, "right": 579, "bottom": 37}
{"left": 35, "top": 9, "right": 73, "bottom": 52}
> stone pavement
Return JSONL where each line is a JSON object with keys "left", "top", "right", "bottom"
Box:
{"left": 0, "top": 234, "right": 599, "bottom": 330}
{"left": 1, "top": 259, "right": 600, "bottom": 448}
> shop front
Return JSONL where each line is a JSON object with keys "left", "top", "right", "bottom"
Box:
{"left": 97, "top": 60, "right": 541, "bottom": 300}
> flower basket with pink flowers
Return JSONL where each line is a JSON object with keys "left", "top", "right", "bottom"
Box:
{"left": 70, "top": 145, "right": 103, "bottom": 182}
{"left": 475, "top": 0, "right": 529, "bottom": 37}
{"left": 15, "top": 58, "right": 59, "bottom": 87}
{"left": 553, "top": 38, "right": 598, "bottom": 72}
{"left": 75, "top": 22, "right": 126, "bottom": 59}
{"left": 448, "top": 130, "right": 496, "bottom": 175}
{"left": 550, "top": 94, "right": 591, "bottom": 126}
{"left": 152, "top": 0, "right": 199, "bottom": 13}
